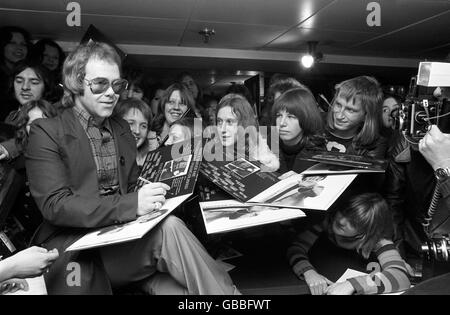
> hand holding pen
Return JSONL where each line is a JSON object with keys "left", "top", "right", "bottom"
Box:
{"left": 137, "top": 177, "right": 170, "bottom": 216}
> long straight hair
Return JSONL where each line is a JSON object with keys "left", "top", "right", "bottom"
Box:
{"left": 14, "top": 99, "right": 58, "bottom": 149}
{"left": 214, "top": 95, "right": 259, "bottom": 157}
{"left": 326, "top": 193, "right": 394, "bottom": 259}
{"left": 326, "top": 76, "right": 383, "bottom": 148}
{"left": 150, "top": 82, "right": 195, "bottom": 136}
{"left": 216, "top": 95, "right": 258, "bottom": 129}
{"left": 272, "top": 87, "right": 325, "bottom": 149}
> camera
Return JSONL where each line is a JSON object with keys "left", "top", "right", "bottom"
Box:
{"left": 398, "top": 97, "right": 447, "bottom": 141}
{"left": 421, "top": 235, "right": 450, "bottom": 262}
{"left": 396, "top": 62, "right": 450, "bottom": 141}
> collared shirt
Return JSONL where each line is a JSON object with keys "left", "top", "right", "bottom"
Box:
{"left": 73, "top": 106, "right": 119, "bottom": 196}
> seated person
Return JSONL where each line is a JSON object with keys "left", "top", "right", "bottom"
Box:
{"left": 25, "top": 41, "right": 239, "bottom": 295}
{"left": 272, "top": 87, "right": 326, "bottom": 173}
{"left": 287, "top": 193, "right": 412, "bottom": 295}
{"left": 205, "top": 95, "right": 279, "bottom": 172}
{"left": 114, "top": 98, "right": 152, "bottom": 169}
{"left": 324, "top": 76, "right": 387, "bottom": 159}
{"left": 0, "top": 246, "right": 59, "bottom": 294}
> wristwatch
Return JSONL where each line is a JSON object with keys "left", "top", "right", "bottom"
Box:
{"left": 435, "top": 168, "right": 450, "bottom": 182}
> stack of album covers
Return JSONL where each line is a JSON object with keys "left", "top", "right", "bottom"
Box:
{"left": 66, "top": 138, "right": 202, "bottom": 251}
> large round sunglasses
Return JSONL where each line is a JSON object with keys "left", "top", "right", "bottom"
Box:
{"left": 84, "top": 77, "right": 128, "bottom": 95}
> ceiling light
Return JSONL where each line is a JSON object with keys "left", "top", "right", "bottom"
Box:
{"left": 300, "top": 41, "right": 323, "bottom": 69}
{"left": 301, "top": 54, "right": 314, "bottom": 68}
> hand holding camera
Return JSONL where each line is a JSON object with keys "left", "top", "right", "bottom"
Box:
{"left": 419, "top": 125, "right": 450, "bottom": 171}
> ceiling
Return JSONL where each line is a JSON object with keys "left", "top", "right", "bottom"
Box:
{"left": 1, "top": 0, "right": 450, "bottom": 95}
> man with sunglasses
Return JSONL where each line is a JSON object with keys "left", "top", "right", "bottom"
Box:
{"left": 25, "top": 42, "right": 239, "bottom": 295}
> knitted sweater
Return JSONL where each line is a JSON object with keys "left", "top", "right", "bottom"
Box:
{"left": 287, "top": 223, "right": 412, "bottom": 294}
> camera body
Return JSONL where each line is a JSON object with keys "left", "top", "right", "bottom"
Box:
{"left": 398, "top": 96, "right": 445, "bottom": 140}
{"left": 397, "top": 62, "right": 450, "bottom": 141}
{"left": 398, "top": 63, "right": 450, "bottom": 265}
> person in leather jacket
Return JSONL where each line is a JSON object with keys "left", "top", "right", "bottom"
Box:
{"left": 383, "top": 126, "right": 450, "bottom": 259}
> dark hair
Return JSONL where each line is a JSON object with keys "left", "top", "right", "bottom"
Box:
{"left": 326, "top": 76, "right": 383, "bottom": 148}
{"left": 176, "top": 71, "right": 203, "bottom": 105}
{"left": 268, "top": 76, "right": 306, "bottom": 103}
{"left": 202, "top": 94, "right": 219, "bottom": 125}
{"left": 0, "top": 26, "right": 31, "bottom": 66}
{"left": 114, "top": 98, "right": 153, "bottom": 124}
{"left": 272, "top": 87, "right": 325, "bottom": 149}
{"left": 122, "top": 67, "right": 151, "bottom": 101}
{"left": 150, "top": 83, "right": 195, "bottom": 135}
{"left": 382, "top": 92, "right": 402, "bottom": 104}
{"left": 149, "top": 82, "right": 165, "bottom": 99}
{"left": 61, "top": 41, "right": 122, "bottom": 108}
{"left": 327, "top": 193, "right": 394, "bottom": 259}
{"left": 31, "top": 38, "right": 65, "bottom": 72}
{"left": 14, "top": 99, "right": 58, "bottom": 149}
{"left": 261, "top": 76, "right": 306, "bottom": 126}
{"left": 226, "top": 84, "right": 253, "bottom": 105}
{"left": 10, "top": 60, "right": 51, "bottom": 100}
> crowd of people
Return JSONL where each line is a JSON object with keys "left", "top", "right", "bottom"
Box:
{"left": 1, "top": 24, "right": 450, "bottom": 295}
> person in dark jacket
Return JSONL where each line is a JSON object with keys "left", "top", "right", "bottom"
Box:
{"left": 25, "top": 41, "right": 239, "bottom": 295}
{"left": 272, "top": 87, "right": 326, "bottom": 174}
{"left": 324, "top": 76, "right": 387, "bottom": 159}
{"left": 383, "top": 125, "right": 450, "bottom": 267}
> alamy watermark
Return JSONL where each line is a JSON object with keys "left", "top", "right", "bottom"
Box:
{"left": 367, "top": 2, "right": 381, "bottom": 27}
{"left": 66, "top": 262, "right": 81, "bottom": 287}
{"left": 169, "top": 118, "right": 279, "bottom": 172}
{"left": 66, "top": 2, "right": 81, "bottom": 27}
